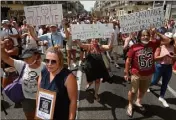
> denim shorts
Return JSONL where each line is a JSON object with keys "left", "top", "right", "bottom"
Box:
{"left": 21, "top": 99, "right": 36, "bottom": 113}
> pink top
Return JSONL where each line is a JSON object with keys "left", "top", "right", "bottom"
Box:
{"left": 160, "top": 45, "right": 174, "bottom": 64}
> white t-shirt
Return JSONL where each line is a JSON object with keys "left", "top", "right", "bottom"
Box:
{"left": 14, "top": 60, "right": 45, "bottom": 99}
{"left": 25, "top": 36, "right": 38, "bottom": 49}
{"left": 3, "top": 28, "right": 19, "bottom": 46}
{"left": 38, "top": 28, "right": 43, "bottom": 37}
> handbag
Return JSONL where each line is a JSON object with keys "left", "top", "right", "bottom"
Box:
{"left": 3, "top": 64, "right": 26, "bottom": 103}
{"left": 2, "top": 67, "right": 19, "bottom": 88}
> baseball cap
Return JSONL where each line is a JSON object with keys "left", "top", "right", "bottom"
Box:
{"left": 50, "top": 24, "right": 57, "bottom": 27}
{"left": 2, "top": 20, "right": 10, "bottom": 25}
{"left": 164, "top": 32, "right": 173, "bottom": 38}
{"left": 20, "top": 48, "right": 42, "bottom": 59}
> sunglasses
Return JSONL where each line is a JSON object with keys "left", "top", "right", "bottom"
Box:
{"left": 44, "top": 59, "right": 57, "bottom": 65}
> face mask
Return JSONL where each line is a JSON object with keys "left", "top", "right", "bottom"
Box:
{"left": 27, "top": 60, "right": 36, "bottom": 66}
{"left": 141, "top": 40, "right": 149, "bottom": 45}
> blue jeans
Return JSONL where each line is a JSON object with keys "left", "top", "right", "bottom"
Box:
{"left": 151, "top": 63, "right": 172, "bottom": 98}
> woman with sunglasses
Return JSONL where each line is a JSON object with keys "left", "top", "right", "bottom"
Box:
{"left": 74, "top": 34, "right": 114, "bottom": 101}
{"left": 1, "top": 41, "right": 44, "bottom": 120}
{"left": 38, "top": 47, "right": 78, "bottom": 120}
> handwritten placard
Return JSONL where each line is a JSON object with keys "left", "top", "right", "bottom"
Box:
{"left": 24, "top": 4, "right": 63, "bottom": 26}
{"left": 119, "top": 7, "right": 165, "bottom": 33}
{"left": 71, "top": 23, "right": 113, "bottom": 40}
{"left": 35, "top": 88, "right": 56, "bottom": 120}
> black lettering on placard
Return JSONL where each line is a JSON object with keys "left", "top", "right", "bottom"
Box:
{"left": 45, "top": 16, "right": 50, "bottom": 24}
{"left": 39, "top": 97, "right": 51, "bottom": 114}
{"left": 26, "top": 17, "right": 33, "bottom": 24}
{"left": 33, "top": 6, "right": 40, "bottom": 16}
{"left": 54, "top": 15, "right": 59, "bottom": 23}
{"left": 36, "top": 16, "right": 42, "bottom": 25}
{"left": 27, "top": 7, "right": 34, "bottom": 17}
{"left": 50, "top": 5, "right": 57, "bottom": 15}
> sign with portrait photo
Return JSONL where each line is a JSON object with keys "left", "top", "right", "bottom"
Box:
{"left": 24, "top": 4, "right": 63, "bottom": 26}
{"left": 35, "top": 88, "right": 56, "bottom": 120}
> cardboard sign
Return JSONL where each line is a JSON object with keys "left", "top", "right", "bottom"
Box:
{"left": 71, "top": 23, "right": 113, "bottom": 40}
{"left": 35, "top": 88, "right": 56, "bottom": 120}
{"left": 119, "top": 7, "right": 165, "bottom": 33}
{"left": 24, "top": 4, "right": 63, "bottom": 26}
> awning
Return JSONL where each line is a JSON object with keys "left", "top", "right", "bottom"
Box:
{"left": 1, "top": 4, "right": 24, "bottom": 11}
{"left": 1, "top": 5, "right": 10, "bottom": 8}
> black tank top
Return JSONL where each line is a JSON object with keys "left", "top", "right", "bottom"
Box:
{"left": 40, "top": 67, "right": 72, "bottom": 120}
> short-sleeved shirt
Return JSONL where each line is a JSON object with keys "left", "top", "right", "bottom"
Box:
{"left": 14, "top": 60, "right": 45, "bottom": 99}
{"left": 3, "top": 28, "right": 18, "bottom": 46}
{"left": 39, "top": 32, "right": 65, "bottom": 48}
{"left": 127, "top": 40, "right": 161, "bottom": 76}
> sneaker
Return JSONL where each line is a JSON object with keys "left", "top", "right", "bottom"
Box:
{"left": 72, "top": 63, "right": 77, "bottom": 68}
{"left": 78, "top": 60, "right": 82, "bottom": 66}
{"left": 158, "top": 97, "right": 169, "bottom": 107}
{"left": 147, "top": 88, "right": 150, "bottom": 92}
{"left": 68, "top": 67, "right": 71, "bottom": 70}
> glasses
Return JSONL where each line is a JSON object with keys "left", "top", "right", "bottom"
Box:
{"left": 44, "top": 59, "right": 57, "bottom": 65}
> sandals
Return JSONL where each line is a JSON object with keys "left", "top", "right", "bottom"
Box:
{"left": 134, "top": 102, "right": 146, "bottom": 111}
{"left": 85, "top": 84, "right": 91, "bottom": 91}
{"left": 94, "top": 94, "right": 100, "bottom": 102}
{"left": 126, "top": 105, "right": 133, "bottom": 117}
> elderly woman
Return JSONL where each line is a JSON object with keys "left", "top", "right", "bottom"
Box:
{"left": 38, "top": 47, "right": 78, "bottom": 120}
{"left": 75, "top": 34, "right": 114, "bottom": 101}
{"left": 1, "top": 40, "right": 45, "bottom": 120}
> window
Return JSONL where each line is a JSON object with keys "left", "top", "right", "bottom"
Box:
{"left": 7, "top": 1, "right": 13, "bottom": 4}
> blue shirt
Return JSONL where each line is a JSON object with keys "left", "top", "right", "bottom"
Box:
{"left": 39, "top": 32, "right": 65, "bottom": 47}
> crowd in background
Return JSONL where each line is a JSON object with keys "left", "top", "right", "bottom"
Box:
{"left": 1, "top": 15, "right": 176, "bottom": 119}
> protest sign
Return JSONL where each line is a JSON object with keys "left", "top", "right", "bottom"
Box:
{"left": 119, "top": 7, "right": 165, "bottom": 33}
{"left": 71, "top": 23, "right": 113, "bottom": 40}
{"left": 24, "top": 4, "right": 63, "bottom": 26}
{"left": 35, "top": 88, "right": 56, "bottom": 120}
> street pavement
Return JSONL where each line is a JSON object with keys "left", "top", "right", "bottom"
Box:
{"left": 1, "top": 58, "right": 176, "bottom": 120}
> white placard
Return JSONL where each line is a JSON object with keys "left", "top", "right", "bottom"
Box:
{"left": 35, "top": 88, "right": 56, "bottom": 120}
{"left": 24, "top": 4, "right": 63, "bottom": 26}
{"left": 71, "top": 24, "right": 113, "bottom": 40}
{"left": 119, "top": 7, "right": 165, "bottom": 33}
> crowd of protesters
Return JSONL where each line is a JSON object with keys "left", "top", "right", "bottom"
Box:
{"left": 1, "top": 15, "right": 176, "bottom": 119}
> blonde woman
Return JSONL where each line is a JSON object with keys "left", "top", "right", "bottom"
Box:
{"left": 21, "top": 25, "right": 39, "bottom": 49}
{"left": 38, "top": 47, "right": 78, "bottom": 120}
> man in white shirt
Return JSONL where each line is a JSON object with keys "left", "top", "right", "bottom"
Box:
{"left": 111, "top": 20, "right": 120, "bottom": 68}
{"left": 2, "top": 20, "right": 19, "bottom": 46}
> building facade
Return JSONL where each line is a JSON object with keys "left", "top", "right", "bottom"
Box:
{"left": 1, "top": 1, "right": 84, "bottom": 21}
{"left": 93, "top": 1, "right": 176, "bottom": 20}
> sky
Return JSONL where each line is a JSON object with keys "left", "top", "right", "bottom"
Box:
{"left": 80, "top": 1, "right": 96, "bottom": 11}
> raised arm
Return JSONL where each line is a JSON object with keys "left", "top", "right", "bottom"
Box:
{"left": 1, "top": 41, "right": 15, "bottom": 67}
{"left": 156, "top": 31, "right": 170, "bottom": 45}
{"left": 101, "top": 33, "right": 114, "bottom": 51}
{"left": 75, "top": 40, "right": 91, "bottom": 51}
{"left": 5, "top": 47, "right": 19, "bottom": 56}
